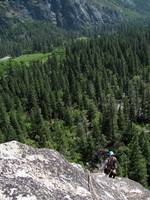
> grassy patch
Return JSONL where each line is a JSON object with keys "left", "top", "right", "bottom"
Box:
{"left": 14, "top": 52, "right": 51, "bottom": 64}
{"left": 0, "top": 47, "right": 65, "bottom": 76}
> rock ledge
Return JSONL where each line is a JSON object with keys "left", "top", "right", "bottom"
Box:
{"left": 0, "top": 141, "right": 149, "bottom": 200}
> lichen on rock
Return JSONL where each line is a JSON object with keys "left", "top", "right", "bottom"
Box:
{"left": 0, "top": 141, "right": 149, "bottom": 200}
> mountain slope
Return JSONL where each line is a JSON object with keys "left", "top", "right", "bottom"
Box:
{"left": 0, "top": 141, "right": 149, "bottom": 200}
{"left": 0, "top": 0, "right": 150, "bottom": 58}
{"left": 0, "top": 0, "right": 150, "bottom": 31}
{"left": 0, "top": 30, "right": 150, "bottom": 186}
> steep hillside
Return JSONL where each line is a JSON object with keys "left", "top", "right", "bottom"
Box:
{"left": 0, "top": 141, "right": 149, "bottom": 200}
{"left": 0, "top": 0, "right": 150, "bottom": 58}
{"left": 0, "top": 0, "right": 150, "bottom": 31}
{"left": 0, "top": 29, "right": 150, "bottom": 187}
{"left": 0, "top": 0, "right": 121, "bottom": 30}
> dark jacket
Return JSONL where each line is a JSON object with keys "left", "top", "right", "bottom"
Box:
{"left": 104, "top": 156, "right": 117, "bottom": 171}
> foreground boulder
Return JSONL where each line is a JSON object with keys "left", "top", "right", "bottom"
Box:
{"left": 0, "top": 141, "right": 149, "bottom": 200}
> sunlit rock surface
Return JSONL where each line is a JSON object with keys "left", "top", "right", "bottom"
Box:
{"left": 0, "top": 141, "right": 149, "bottom": 200}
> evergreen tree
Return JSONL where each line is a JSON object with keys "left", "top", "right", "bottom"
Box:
{"left": 128, "top": 133, "right": 148, "bottom": 187}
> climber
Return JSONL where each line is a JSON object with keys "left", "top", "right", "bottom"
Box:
{"left": 104, "top": 151, "right": 117, "bottom": 178}
{"left": 88, "top": 149, "right": 109, "bottom": 171}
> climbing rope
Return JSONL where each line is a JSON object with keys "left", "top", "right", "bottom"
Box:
{"left": 87, "top": 170, "right": 100, "bottom": 200}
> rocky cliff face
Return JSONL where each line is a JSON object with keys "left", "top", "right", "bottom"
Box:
{"left": 0, "top": 0, "right": 150, "bottom": 32}
{"left": 0, "top": 141, "right": 149, "bottom": 200}
{"left": 0, "top": 0, "right": 123, "bottom": 30}
{"left": 0, "top": 0, "right": 150, "bottom": 31}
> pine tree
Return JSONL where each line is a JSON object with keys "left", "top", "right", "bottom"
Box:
{"left": 30, "top": 106, "right": 49, "bottom": 147}
{"left": 139, "top": 130, "right": 150, "bottom": 186}
{"left": 128, "top": 133, "right": 148, "bottom": 187}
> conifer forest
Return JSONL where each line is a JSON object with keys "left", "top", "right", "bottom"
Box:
{"left": 0, "top": 26, "right": 150, "bottom": 188}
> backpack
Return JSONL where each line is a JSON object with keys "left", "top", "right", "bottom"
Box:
{"left": 106, "top": 156, "right": 117, "bottom": 170}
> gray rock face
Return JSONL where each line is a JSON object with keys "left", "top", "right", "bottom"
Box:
{"left": 0, "top": 141, "right": 149, "bottom": 200}
{"left": 0, "top": 0, "right": 124, "bottom": 30}
{"left": 1, "top": 0, "right": 150, "bottom": 31}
